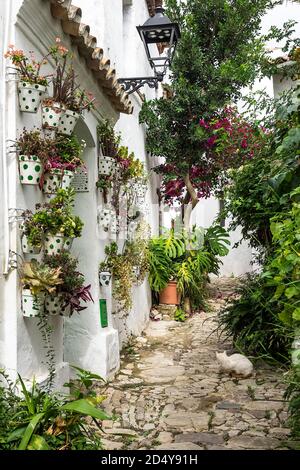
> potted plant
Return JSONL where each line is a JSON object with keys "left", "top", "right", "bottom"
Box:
{"left": 15, "top": 129, "right": 51, "bottom": 185}
{"left": 97, "top": 120, "right": 120, "bottom": 176}
{"left": 42, "top": 136, "right": 86, "bottom": 193}
{"left": 19, "top": 216, "right": 42, "bottom": 255}
{"left": 21, "top": 189, "right": 83, "bottom": 255}
{"left": 4, "top": 45, "right": 49, "bottom": 113}
{"left": 58, "top": 88, "right": 95, "bottom": 136}
{"left": 19, "top": 260, "right": 63, "bottom": 317}
{"left": 98, "top": 207, "right": 115, "bottom": 232}
{"left": 43, "top": 251, "right": 93, "bottom": 316}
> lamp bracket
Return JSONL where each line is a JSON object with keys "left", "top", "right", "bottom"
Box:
{"left": 118, "top": 73, "right": 163, "bottom": 95}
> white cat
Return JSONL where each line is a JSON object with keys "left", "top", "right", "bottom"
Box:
{"left": 216, "top": 351, "right": 254, "bottom": 377}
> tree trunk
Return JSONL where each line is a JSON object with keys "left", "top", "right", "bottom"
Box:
{"left": 183, "top": 297, "right": 192, "bottom": 315}
{"left": 183, "top": 173, "right": 199, "bottom": 232}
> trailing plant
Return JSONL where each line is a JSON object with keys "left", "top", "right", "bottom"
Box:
{"left": 43, "top": 251, "right": 94, "bottom": 315}
{"left": 100, "top": 243, "right": 134, "bottom": 312}
{"left": 15, "top": 128, "right": 55, "bottom": 162}
{"left": 47, "top": 136, "right": 86, "bottom": 172}
{"left": 4, "top": 45, "right": 50, "bottom": 86}
{"left": 174, "top": 307, "right": 187, "bottom": 322}
{"left": 0, "top": 368, "right": 110, "bottom": 450}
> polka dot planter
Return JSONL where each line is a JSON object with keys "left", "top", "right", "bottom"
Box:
{"left": 99, "top": 271, "right": 112, "bottom": 287}
{"left": 19, "top": 155, "right": 43, "bottom": 185}
{"left": 22, "top": 289, "right": 44, "bottom": 318}
{"left": 58, "top": 109, "right": 80, "bottom": 136}
{"left": 45, "top": 294, "right": 64, "bottom": 316}
{"left": 42, "top": 169, "right": 62, "bottom": 194}
{"left": 18, "top": 82, "right": 46, "bottom": 113}
{"left": 98, "top": 208, "right": 115, "bottom": 231}
{"left": 21, "top": 232, "right": 41, "bottom": 255}
{"left": 44, "top": 234, "right": 73, "bottom": 255}
{"left": 61, "top": 170, "right": 74, "bottom": 190}
{"left": 98, "top": 156, "right": 116, "bottom": 176}
{"left": 42, "top": 102, "right": 64, "bottom": 130}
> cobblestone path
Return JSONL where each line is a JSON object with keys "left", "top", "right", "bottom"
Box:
{"left": 99, "top": 279, "right": 290, "bottom": 450}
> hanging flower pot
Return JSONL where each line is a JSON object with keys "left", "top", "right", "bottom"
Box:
{"left": 98, "top": 156, "right": 116, "bottom": 176}
{"left": 18, "top": 155, "right": 43, "bottom": 185}
{"left": 99, "top": 271, "right": 112, "bottom": 287}
{"left": 132, "top": 266, "right": 140, "bottom": 278}
{"left": 42, "top": 102, "right": 64, "bottom": 130}
{"left": 18, "top": 81, "right": 46, "bottom": 113}
{"left": 98, "top": 208, "right": 115, "bottom": 231}
{"left": 44, "top": 233, "right": 73, "bottom": 255}
{"left": 42, "top": 168, "right": 63, "bottom": 194}
{"left": 20, "top": 229, "right": 41, "bottom": 255}
{"left": 45, "top": 293, "right": 65, "bottom": 316}
{"left": 61, "top": 169, "right": 74, "bottom": 190}
{"left": 110, "top": 215, "right": 119, "bottom": 235}
{"left": 22, "top": 289, "right": 44, "bottom": 317}
{"left": 58, "top": 109, "right": 80, "bottom": 136}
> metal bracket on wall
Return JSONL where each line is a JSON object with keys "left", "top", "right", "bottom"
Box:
{"left": 117, "top": 74, "right": 163, "bottom": 95}
{"left": 8, "top": 208, "right": 25, "bottom": 224}
{"left": 5, "top": 66, "right": 19, "bottom": 82}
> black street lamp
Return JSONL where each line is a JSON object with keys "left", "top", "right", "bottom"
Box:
{"left": 118, "top": 5, "right": 180, "bottom": 95}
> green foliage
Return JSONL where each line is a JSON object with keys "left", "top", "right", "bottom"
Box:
{"left": 0, "top": 368, "right": 109, "bottom": 450}
{"left": 22, "top": 188, "right": 83, "bottom": 245}
{"left": 285, "top": 366, "right": 300, "bottom": 442}
{"left": 219, "top": 275, "right": 293, "bottom": 363}
{"left": 148, "top": 237, "right": 173, "bottom": 293}
{"left": 97, "top": 119, "right": 120, "bottom": 157}
{"left": 19, "top": 260, "right": 63, "bottom": 295}
{"left": 140, "top": 0, "right": 278, "bottom": 203}
{"left": 55, "top": 135, "right": 85, "bottom": 166}
{"left": 174, "top": 307, "right": 187, "bottom": 322}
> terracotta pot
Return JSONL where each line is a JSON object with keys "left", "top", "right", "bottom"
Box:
{"left": 159, "top": 281, "right": 180, "bottom": 305}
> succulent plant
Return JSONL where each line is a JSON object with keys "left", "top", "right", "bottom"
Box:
{"left": 20, "top": 260, "right": 63, "bottom": 296}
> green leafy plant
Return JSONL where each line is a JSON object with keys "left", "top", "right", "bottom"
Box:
{"left": 285, "top": 366, "right": 300, "bottom": 444}
{"left": 174, "top": 307, "right": 187, "bottom": 322}
{"left": 97, "top": 119, "right": 120, "bottom": 157}
{"left": 22, "top": 188, "right": 83, "bottom": 245}
{"left": 0, "top": 368, "right": 110, "bottom": 450}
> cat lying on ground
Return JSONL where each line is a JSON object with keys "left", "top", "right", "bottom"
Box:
{"left": 216, "top": 351, "right": 254, "bottom": 377}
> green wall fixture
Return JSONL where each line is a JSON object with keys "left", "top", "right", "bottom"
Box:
{"left": 99, "top": 299, "right": 108, "bottom": 328}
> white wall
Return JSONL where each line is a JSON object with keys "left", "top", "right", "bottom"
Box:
{"left": 0, "top": 0, "right": 159, "bottom": 386}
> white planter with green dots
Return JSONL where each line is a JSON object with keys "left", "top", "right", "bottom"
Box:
{"left": 18, "top": 155, "right": 43, "bottom": 185}
{"left": 44, "top": 233, "right": 73, "bottom": 255}
{"left": 42, "top": 102, "right": 64, "bottom": 130}
{"left": 45, "top": 294, "right": 65, "bottom": 316}
{"left": 18, "top": 81, "right": 46, "bottom": 113}
{"left": 61, "top": 170, "right": 74, "bottom": 190}
{"left": 22, "top": 289, "right": 44, "bottom": 318}
{"left": 58, "top": 109, "right": 80, "bottom": 136}
{"left": 42, "top": 168, "right": 63, "bottom": 194}
{"left": 21, "top": 231, "right": 41, "bottom": 255}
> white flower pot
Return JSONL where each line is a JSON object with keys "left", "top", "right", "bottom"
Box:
{"left": 58, "top": 109, "right": 80, "bottom": 136}
{"left": 132, "top": 266, "right": 140, "bottom": 278}
{"left": 45, "top": 294, "right": 65, "bottom": 316}
{"left": 42, "top": 169, "right": 63, "bottom": 194}
{"left": 18, "top": 82, "right": 46, "bottom": 113}
{"left": 110, "top": 216, "right": 119, "bottom": 235}
{"left": 99, "top": 271, "right": 112, "bottom": 287}
{"left": 21, "top": 232, "right": 41, "bottom": 255}
{"left": 42, "top": 102, "right": 64, "bottom": 130}
{"left": 98, "top": 208, "right": 115, "bottom": 231}
{"left": 44, "top": 233, "right": 73, "bottom": 255}
{"left": 61, "top": 170, "right": 74, "bottom": 190}
{"left": 98, "top": 156, "right": 115, "bottom": 176}
{"left": 22, "top": 289, "right": 44, "bottom": 317}
{"left": 19, "top": 155, "right": 43, "bottom": 185}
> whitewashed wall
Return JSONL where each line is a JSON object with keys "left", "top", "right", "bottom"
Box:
{"left": 0, "top": 0, "right": 159, "bottom": 386}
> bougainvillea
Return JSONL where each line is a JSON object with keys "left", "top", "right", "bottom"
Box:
{"left": 155, "top": 108, "right": 266, "bottom": 205}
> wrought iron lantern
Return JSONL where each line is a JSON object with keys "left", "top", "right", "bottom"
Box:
{"left": 118, "top": 4, "right": 180, "bottom": 95}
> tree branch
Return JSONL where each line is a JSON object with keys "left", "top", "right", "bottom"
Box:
{"left": 184, "top": 173, "right": 199, "bottom": 209}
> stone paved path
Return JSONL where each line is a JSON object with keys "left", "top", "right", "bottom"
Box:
{"left": 98, "top": 278, "right": 290, "bottom": 450}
